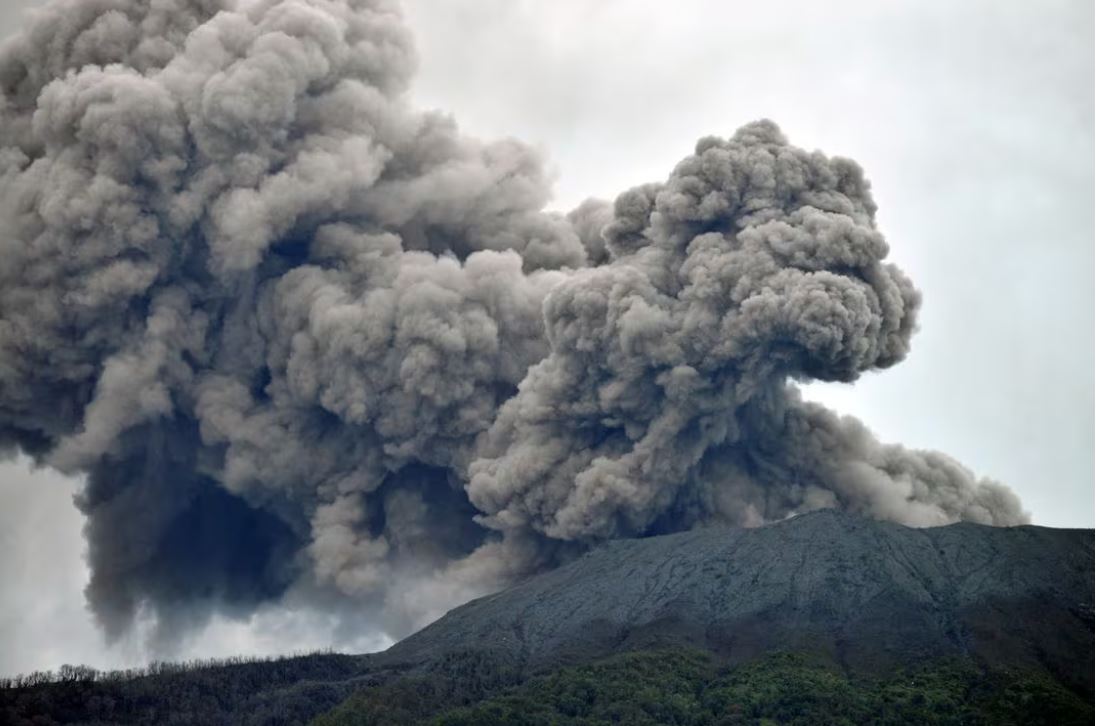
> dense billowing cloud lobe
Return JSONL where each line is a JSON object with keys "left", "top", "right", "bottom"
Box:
{"left": 0, "top": 0, "right": 1026, "bottom": 647}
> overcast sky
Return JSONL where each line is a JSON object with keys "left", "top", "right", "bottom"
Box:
{"left": 0, "top": 0, "right": 1092, "bottom": 677}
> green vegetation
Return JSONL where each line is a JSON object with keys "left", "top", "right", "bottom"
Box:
{"left": 316, "top": 649, "right": 1093, "bottom": 726}
{"left": 4, "top": 647, "right": 1088, "bottom": 725}
{"left": 307, "top": 650, "right": 523, "bottom": 725}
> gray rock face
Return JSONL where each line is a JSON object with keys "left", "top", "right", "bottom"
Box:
{"left": 383, "top": 510, "right": 1093, "bottom": 691}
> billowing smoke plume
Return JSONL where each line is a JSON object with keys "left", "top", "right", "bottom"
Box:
{"left": 0, "top": 0, "right": 1025, "bottom": 646}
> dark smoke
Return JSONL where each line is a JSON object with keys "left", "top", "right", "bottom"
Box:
{"left": 0, "top": 0, "right": 1026, "bottom": 647}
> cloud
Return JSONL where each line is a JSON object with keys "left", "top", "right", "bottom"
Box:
{"left": 0, "top": 0, "right": 1025, "bottom": 652}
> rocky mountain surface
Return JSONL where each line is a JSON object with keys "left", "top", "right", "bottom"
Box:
{"left": 384, "top": 510, "right": 1093, "bottom": 691}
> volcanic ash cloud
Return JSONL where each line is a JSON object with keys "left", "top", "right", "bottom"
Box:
{"left": 0, "top": 0, "right": 1026, "bottom": 646}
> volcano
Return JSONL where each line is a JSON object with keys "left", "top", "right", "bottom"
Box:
{"left": 5, "top": 510, "right": 1091, "bottom": 724}
{"left": 383, "top": 509, "right": 1093, "bottom": 687}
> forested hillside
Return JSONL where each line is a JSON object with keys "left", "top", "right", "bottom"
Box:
{"left": 1, "top": 652, "right": 370, "bottom": 725}
{"left": 317, "top": 649, "right": 1092, "bottom": 726}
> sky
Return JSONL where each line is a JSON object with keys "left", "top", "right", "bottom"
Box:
{"left": 0, "top": 0, "right": 1092, "bottom": 677}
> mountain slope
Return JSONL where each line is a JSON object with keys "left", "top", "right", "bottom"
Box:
{"left": 383, "top": 510, "right": 1093, "bottom": 690}
{"left": 3, "top": 510, "right": 1091, "bottom": 724}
